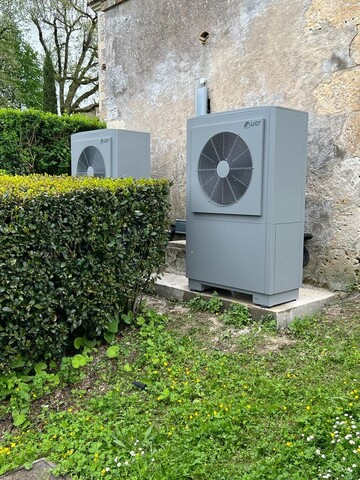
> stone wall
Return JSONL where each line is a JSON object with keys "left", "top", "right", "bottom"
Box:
{"left": 93, "top": 0, "right": 360, "bottom": 290}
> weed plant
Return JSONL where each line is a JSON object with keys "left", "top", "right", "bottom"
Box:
{"left": 0, "top": 304, "right": 359, "bottom": 479}
{"left": 187, "top": 292, "right": 223, "bottom": 314}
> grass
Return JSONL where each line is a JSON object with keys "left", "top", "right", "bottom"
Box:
{"left": 0, "top": 295, "right": 359, "bottom": 479}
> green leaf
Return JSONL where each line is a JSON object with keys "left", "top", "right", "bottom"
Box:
{"left": 74, "top": 337, "right": 85, "bottom": 349}
{"left": 9, "top": 358, "right": 26, "bottom": 369}
{"left": 13, "top": 412, "right": 27, "bottom": 427}
{"left": 34, "top": 362, "right": 47, "bottom": 375}
{"left": 113, "top": 438, "right": 127, "bottom": 449}
{"left": 136, "top": 316, "right": 145, "bottom": 326}
{"left": 123, "top": 363, "right": 132, "bottom": 372}
{"left": 158, "top": 388, "right": 170, "bottom": 400}
{"left": 104, "top": 331, "right": 116, "bottom": 344}
{"left": 144, "top": 425, "right": 153, "bottom": 439}
{"left": 106, "top": 345, "right": 120, "bottom": 358}
{"left": 107, "top": 319, "right": 119, "bottom": 334}
{"left": 71, "top": 354, "right": 87, "bottom": 369}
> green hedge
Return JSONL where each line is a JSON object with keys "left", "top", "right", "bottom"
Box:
{"left": 0, "top": 109, "right": 106, "bottom": 176}
{"left": 0, "top": 175, "right": 170, "bottom": 369}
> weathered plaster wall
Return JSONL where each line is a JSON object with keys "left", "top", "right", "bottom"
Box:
{"left": 96, "top": 0, "right": 360, "bottom": 290}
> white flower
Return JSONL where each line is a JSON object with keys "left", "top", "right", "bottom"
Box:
{"left": 117, "top": 462, "right": 121, "bottom": 467}
{"left": 105, "top": 467, "right": 110, "bottom": 472}
{"left": 307, "top": 435, "right": 314, "bottom": 441}
{"left": 130, "top": 450, "right": 136, "bottom": 457}
{"left": 349, "top": 440, "right": 355, "bottom": 445}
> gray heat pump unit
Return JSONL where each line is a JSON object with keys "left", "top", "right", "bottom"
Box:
{"left": 186, "top": 106, "right": 308, "bottom": 307}
{"left": 71, "top": 129, "right": 150, "bottom": 179}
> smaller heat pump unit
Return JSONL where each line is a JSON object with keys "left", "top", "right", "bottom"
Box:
{"left": 71, "top": 129, "right": 150, "bottom": 178}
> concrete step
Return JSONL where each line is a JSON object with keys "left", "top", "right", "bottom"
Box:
{"left": 165, "top": 239, "right": 186, "bottom": 275}
{"left": 155, "top": 272, "right": 336, "bottom": 328}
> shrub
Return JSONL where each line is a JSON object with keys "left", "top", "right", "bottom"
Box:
{"left": 0, "top": 175, "right": 170, "bottom": 369}
{"left": 0, "top": 109, "right": 106, "bottom": 175}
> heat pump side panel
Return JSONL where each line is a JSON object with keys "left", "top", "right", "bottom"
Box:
{"left": 266, "top": 108, "right": 308, "bottom": 224}
{"left": 113, "top": 131, "right": 150, "bottom": 179}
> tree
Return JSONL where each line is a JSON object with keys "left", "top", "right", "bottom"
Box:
{"left": 42, "top": 51, "right": 57, "bottom": 113}
{"left": 0, "top": 7, "right": 42, "bottom": 109}
{"left": 27, "top": 0, "right": 98, "bottom": 114}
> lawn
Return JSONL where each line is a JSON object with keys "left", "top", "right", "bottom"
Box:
{"left": 0, "top": 293, "right": 359, "bottom": 479}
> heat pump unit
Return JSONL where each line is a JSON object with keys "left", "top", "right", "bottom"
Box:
{"left": 71, "top": 129, "right": 150, "bottom": 178}
{"left": 186, "top": 106, "right": 308, "bottom": 307}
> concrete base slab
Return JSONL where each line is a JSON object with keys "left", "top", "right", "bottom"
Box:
{"left": 0, "top": 459, "right": 69, "bottom": 480}
{"left": 155, "top": 272, "right": 336, "bottom": 328}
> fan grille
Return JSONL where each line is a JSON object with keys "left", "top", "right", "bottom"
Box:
{"left": 198, "top": 131, "right": 253, "bottom": 206}
{"left": 77, "top": 145, "right": 107, "bottom": 177}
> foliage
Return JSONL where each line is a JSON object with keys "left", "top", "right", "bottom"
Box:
{"left": 0, "top": 301, "right": 359, "bottom": 479}
{"left": 26, "top": 0, "right": 98, "bottom": 114}
{"left": 187, "top": 293, "right": 251, "bottom": 326}
{"left": 0, "top": 15, "right": 42, "bottom": 109}
{"left": 222, "top": 302, "right": 251, "bottom": 327}
{"left": 0, "top": 108, "right": 105, "bottom": 175}
{"left": 42, "top": 51, "right": 57, "bottom": 114}
{"left": 0, "top": 175, "right": 171, "bottom": 369}
{"left": 187, "top": 292, "right": 223, "bottom": 314}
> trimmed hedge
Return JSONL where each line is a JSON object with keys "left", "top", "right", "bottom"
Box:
{"left": 0, "top": 175, "right": 170, "bottom": 369}
{"left": 0, "top": 109, "right": 106, "bottom": 176}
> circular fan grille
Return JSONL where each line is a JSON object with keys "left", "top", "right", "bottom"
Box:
{"left": 198, "top": 131, "right": 253, "bottom": 206}
{"left": 77, "top": 145, "right": 106, "bottom": 177}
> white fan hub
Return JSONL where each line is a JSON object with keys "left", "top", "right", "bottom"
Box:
{"left": 217, "top": 160, "right": 230, "bottom": 178}
{"left": 87, "top": 166, "right": 95, "bottom": 177}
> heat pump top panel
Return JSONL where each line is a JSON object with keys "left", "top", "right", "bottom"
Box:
{"left": 71, "top": 129, "right": 150, "bottom": 179}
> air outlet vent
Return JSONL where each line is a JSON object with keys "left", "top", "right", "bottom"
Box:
{"left": 198, "top": 131, "right": 253, "bottom": 206}
{"left": 76, "top": 145, "right": 106, "bottom": 177}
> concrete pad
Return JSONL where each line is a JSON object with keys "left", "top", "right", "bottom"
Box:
{"left": 155, "top": 272, "right": 336, "bottom": 328}
{"left": 0, "top": 459, "right": 69, "bottom": 480}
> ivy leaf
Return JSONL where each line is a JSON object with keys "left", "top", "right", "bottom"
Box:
{"left": 106, "top": 345, "right": 120, "bottom": 358}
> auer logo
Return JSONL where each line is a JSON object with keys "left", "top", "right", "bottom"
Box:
{"left": 100, "top": 138, "right": 109, "bottom": 144}
{"left": 244, "top": 120, "right": 261, "bottom": 128}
